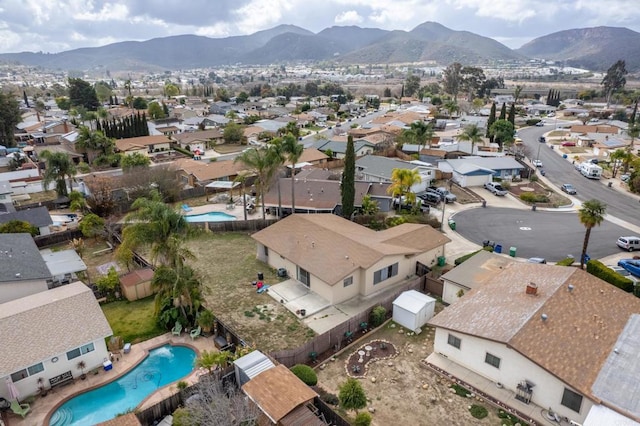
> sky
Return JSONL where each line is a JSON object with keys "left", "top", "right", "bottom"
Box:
{"left": 1, "top": 0, "right": 640, "bottom": 54}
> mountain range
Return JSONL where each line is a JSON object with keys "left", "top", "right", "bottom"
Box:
{"left": 1, "top": 22, "right": 638, "bottom": 73}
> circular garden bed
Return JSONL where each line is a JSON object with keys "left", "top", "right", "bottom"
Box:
{"left": 344, "top": 339, "right": 398, "bottom": 378}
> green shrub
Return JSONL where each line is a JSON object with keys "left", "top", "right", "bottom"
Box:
{"left": 354, "top": 412, "right": 372, "bottom": 426}
{"left": 469, "top": 404, "right": 488, "bottom": 419}
{"left": 556, "top": 257, "right": 575, "bottom": 266}
{"left": 451, "top": 383, "right": 471, "bottom": 397}
{"left": 176, "top": 380, "right": 188, "bottom": 390}
{"left": 369, "top": 305, "right": 387, "bottom": 327}
{"left": 315, "top": 387, "right": 339, "bottom": 405}
{"left": 290, "top": 364, "right": 317, "bottom": 386}
{"left": 500, "top": 181, "right": 511, "bottom": 190}
{"left": 455, "top": 250, "right": 481, "bottom": 266}
{"left": 526, "top": 119, "right": 542, "bottom": 126}
{"left": 519, "top": 192, "right": 549, "bottom": 203}
{"left": 586, "top": 260, "right": 634, "bottom": 292}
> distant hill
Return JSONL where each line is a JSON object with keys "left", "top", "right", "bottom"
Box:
{"left": 516, "top": 26, "right": 640, "bottom": 71}
{"left": 0, "top": 22, "right": 637, "bottom": 72}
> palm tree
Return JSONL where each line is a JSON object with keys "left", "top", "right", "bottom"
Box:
{"left": 387, "top": 168, "right": 422, "bottom": 213}
{"left": 234, "top": 147, "right": 281, "bottom": 219}
{"left": 152, "top": 265, "right": 201, "bottom": 322}
{"left": 281, "top": 134, "right": 304, "bottom": 214}
{"left": 610, "top": 149, "right": 631, "bottom": 178}
{"left": 457, "top": 124, "right": 484, "bottom": 154}
{"left": 196, "top": 350, "right": 231, "bottom": 374}
{"left": 409, "top": 121, "right": 434, "bottom": 151}
{"left": 119, "top": 191, "right": 193, "bottom": 267}
{"left": 75, "top": 126, "right": 115, "bottom": 164}
{"left": 40, "top": 150, "right": 77, "bottom": 197}
{"left": 443, "top": 100, "right": 459, "bottom": 119}
{"left": 579, "top": 200, "right": 607, "bottom": 269}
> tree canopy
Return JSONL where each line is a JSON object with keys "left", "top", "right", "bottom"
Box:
{"left": 68, "top": 78, "right": 100, "bottom": 111}
{"left": 0, "top": 91, "right": 21, "bottom": 147}
{"left": 601, "top": 60, "right": 628, "bottom": 107}
{"left": 341, "top": 135, "right": 356, "bottom": 219}
{"left": 579, "top": 200, "right": 606, "bottom": 269}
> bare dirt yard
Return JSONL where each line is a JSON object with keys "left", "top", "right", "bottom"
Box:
{"left": 316, "top": 318, "right": 526, "bottom": 426}
{"left": 185, "top": 232, "right": 314, "bottom": 353}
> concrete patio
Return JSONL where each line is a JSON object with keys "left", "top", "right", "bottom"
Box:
{"left": 2, "top": 333, "right": 218, "bottom": 426}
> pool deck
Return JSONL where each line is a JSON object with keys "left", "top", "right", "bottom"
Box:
{"left": 4, "top": 333, "right": 219, "bottom": 426}
{"left": 182, "top": 201, "right": 277, "bottom": 220}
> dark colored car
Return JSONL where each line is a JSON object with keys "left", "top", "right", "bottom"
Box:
{"left": 561, "top": 183, "right": 577, "bottom": 194}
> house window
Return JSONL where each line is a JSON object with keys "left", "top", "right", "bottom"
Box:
{"left": 373, "top": 262, "right": 399, "bottom": 285}
{"left": 263, "top": 246, "right": 268, "bottom": 256}
{"left": 485, "top": 352, "right": 501, "bottom": 369}
{"left": 81, "top": 343, "right": 95, "bottom": 354}
{"left": 447, "top": 334, "right": 461, "bottom": 349}
{"left": 27, "top": 363, "right": 44, "bottom": 376}
{"left": 66, "top": 348, "right": 81, "bottom": 360}
{"left": 10, "top": 369, "right": 28, "bottom": 382}
{"left": 298, "top": 267, "right": 310, "bottom": 287}
{"left": 561, "top": 388, "right": 583, "bottom": 413}
{"left": 343, "top": 276, "right": 353, "bottom": 287}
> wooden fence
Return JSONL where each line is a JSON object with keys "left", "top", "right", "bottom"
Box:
{"left": 34, "top": 229, "right": 83, "bottom": 248}
{"left": 189, "top": 218, "right": 278, "bottom": 233}
{"left": 314, "top": 397, "right": 351, "bottom": 426}
{"left": 269, "top": 275, "right": 425, "bottom": 367}
{"left": 425, "top": 276, "right": 444, "bottom": 297}
{"left": 136, "top": 392, "right": 182, "bottom": 426}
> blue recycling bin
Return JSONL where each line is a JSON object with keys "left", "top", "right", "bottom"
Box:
{"left": 494, "top": 244, "right": 502, "bottom": 254}
{"left": 582, "top": 253, "right": 591, "bottom": 263}
{"left": 563, "top": 154, "right": 568, "bottom": 159}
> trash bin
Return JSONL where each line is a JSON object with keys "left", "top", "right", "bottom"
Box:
{"left": 532, "top": 203, "right": 536, "bottom": 211}
{"left": 582, "top": 254, "right": 591, "bottom": 263}
{"left": 608, "top": 182, "right": 613, "bottom": 188}
{"left": 482, "top": 200, "right": 487, "bottom": 208}
{"left": 509, "top": 247, "right": 517, "bottom": 257}
{"left": 437, "top": 256, "right": 446, "bottom": 267}
{"left": 495, "top": 244, "right": 502, "bottom": 254}
{"left": 562, "top": 154, "right": 568, "bottom": 159}
{"left": 448, "top": 220, "right": 456, "bottom": 230}
{"left": 257, "top": 272, "right": 264, "bottom": 281}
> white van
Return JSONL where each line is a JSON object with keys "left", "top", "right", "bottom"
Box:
{"left": 617, "top": 236, "right": 640, "bottom": 252}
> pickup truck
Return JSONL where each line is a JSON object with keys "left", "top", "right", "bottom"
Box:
{"left": 484, "top": 182, "right": 508, "bottom": 196}
{"left": 434, "top": 187, "right": 457, "bottom": 203}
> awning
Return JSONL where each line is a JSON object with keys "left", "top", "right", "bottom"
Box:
{"left": 286, "top": 161, "right": 312, "bottom": 170}
{"left": 205, "top": 181, "right": 240, "bottom": 189}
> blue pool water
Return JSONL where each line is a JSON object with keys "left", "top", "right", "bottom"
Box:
{"left": 184, "top": 211, "right": 237, "bottom": 222}
{"left": 50, "top": 345, "right": 196, "bottom": 426}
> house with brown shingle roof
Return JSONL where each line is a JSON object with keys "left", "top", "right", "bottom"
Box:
{"left": 115, "top": 135, "right": 171, "bottom": 154}
{"left": 252, "top": 214, "right": 450, "bottom": 304}
{"left": 172, "top": 129, "right": 223, "bottom": 152}
{"left": 173, "top": 158, "right": 247, "bottom": 187}
{"left": 115, "top": 139, "right": 148, "bottom": 157}
{"left": 241, "top": 364, "right": 323, "bottom": 425}
{"left": 0, "top": 281, "right": 113, "bottom": 401}
{"left": 427, "top": 263, "right": 640, "bottom": 425}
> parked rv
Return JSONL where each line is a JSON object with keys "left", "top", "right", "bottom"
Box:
{"left": 579, "top": 162, "right": 603, "bottom": 179}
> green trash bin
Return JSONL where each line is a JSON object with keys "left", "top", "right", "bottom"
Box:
{"left": 437, "top": 256, "right": 446, "bottom": 267}
{"left": 509, "top": 246, "right": 517, "bottom": 257}
{"left": 448, "top": 220, "right": 456, "bottom": 230}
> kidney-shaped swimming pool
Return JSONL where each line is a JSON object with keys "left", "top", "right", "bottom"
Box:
{"left": 50, "top": 344, "right": 196, "bottom": 426}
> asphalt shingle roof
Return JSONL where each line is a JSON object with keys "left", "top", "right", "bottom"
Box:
{"left": 0, "top": 206, "right": 53, "bottom": 228}
{"left": 0, "top": 233, "right": 51, "bottom": 282}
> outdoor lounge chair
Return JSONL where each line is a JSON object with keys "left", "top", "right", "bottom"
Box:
{"left": 10, "top": 400, "right": 30, "bottom": 418}
{"left": 190, "top": 325, "right": 201, "bottom": 340}
{"left": 172, "top": 322, "right": 182, "bottom": 336}
{"left": 181, "top": 204, "right": 192, "bottom": 212}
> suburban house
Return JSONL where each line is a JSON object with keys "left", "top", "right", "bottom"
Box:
{"left": 0, "top": 180, "right": 12, "bottom": 207}
{"left": 114, "top": 139, "right": 148, "bottom": 157}
{"left": 0, "top": 233, "right": 52, "bottom": 304}
{"left": 252, "top": 214, "right": 450, "bottom": 305}
{"left": 286, "top": 148, "right": 329, "bottom": 170}
{"left": 172, "top": 129, "right": 224, "bottom": 152}
{"left": 173, "top": 158, "right": 247, "bottom": 188}
{"left": 0, "top": 206, "right": 53, "bottom": 236}
{"left": 313, "top": 138, "right": 375, "bottom": 159}
{"left": 441, "top": 157, "right": 525, "bottom": 186}
{"left": 116, "top": 135, "right": 172, "bottom": 155}
{"left": 439, "top": 250, "right": 516, "bottom": 305}
{"left": 569, "top": 125, "right": 620, "bottom": 139}
{"left": 427, "top": 263, "right": 640, "bottom": 425}
{"left": 591, "top": 135, "right": 629, "bottom": 157}
{"left": 241, "top": 364, "right": 322, "bottom": 425}
{"left": 355, "top": 155, "right": 437, "bottom": 193}
{"left": 0, "top": 281, "right": 113, "bottom": 401}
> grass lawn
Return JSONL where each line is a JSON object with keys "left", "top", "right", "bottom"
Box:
{"left": 213, "top": 144, "right": 246, "bottom": 154}
{"left": 185, "top": 231, "right": 314, "bottom": 353}
{"left": 101, "top": 296, "right": 165, "bottom": 344}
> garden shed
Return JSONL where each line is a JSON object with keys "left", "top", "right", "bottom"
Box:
{"left": 392, "top": 290, "right": 436, "bottom": 332}
{"left": 234, "top": 350, "right": 275, "bottom": 387}
{"left": 120, "top": 268, "right": 154, "bottom": 301}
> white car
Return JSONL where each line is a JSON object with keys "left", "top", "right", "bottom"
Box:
{"left": 484, "top": 182, "right": 508, "bottom": 196}
{"left": 533, "top": 159, "right": 543, "bottom": 168}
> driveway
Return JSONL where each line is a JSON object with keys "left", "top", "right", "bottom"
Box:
{"left": 452, "top": 206, "right": 630, "bottom": 262}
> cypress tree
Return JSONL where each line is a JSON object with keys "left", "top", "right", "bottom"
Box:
{"left": 341, "top": 135, "right": 356, "bottom": 219}
{"left": 96, "top": 120, "right": 102, "bottom": 132}
{"left": 114, "top": 95, "right": 119, "bottom": 105}
{"left": 142, "top": 114, "right": 149, "bottom": 136}
{"left": 23, "top": 91, "right": 29, "bottom": 108}
{"left": 508, "top": 103, "right": 516, "bottom": 125}
{"left": 630, "top": 99, "right": 638, "bottom": 126}
{"left": 486, "top": 103, "right": 496, "bottom": 141}
{"left": 499, "top": 103, "right": 507, "bottom": 120}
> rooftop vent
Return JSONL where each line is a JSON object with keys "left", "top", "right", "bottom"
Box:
{"left": 541, "top": 313, "right": 548, "bottom": 322}
{"left": 15, "top": 273, "right": 21, "bottom": 278}
{"left": 568, "top": 284, "right": 575, "bottom": 293}
{"left": 526, "top": 282, "right": 538, "bottom": 295}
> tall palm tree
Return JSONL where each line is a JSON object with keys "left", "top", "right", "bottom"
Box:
{"left": 235, "top": 147, "right": 279, "bottom": 219}
{"left": 409, "top": 121, "right": 434, "bottom": 151}
{"left": 152, "top": 264, "right": 201, "bottom": 323}
{"left": 579, "top": 200, "right": 607, "bottom": 269}
{"left": 387, "top": 168, "right": 422, "bottom": 213}
{"left": 281, "top": 134, "right": 304, "bottom": 214}
{"left": 457, "top": 124, "right": 484, "bottom": 154}
{"left": 40, "top": 150, "right": 77, "bottom": 197}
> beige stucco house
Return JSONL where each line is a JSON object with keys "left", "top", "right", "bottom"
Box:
{"left": 252, "top": 214, "right": 450, "bottom": 305}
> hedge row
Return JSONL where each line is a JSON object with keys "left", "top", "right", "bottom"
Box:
{"left": 586, "top": 260, "right": 634, "bottom": 292}
{"left": 519, "top": 192, "right": 550, "bottom": 203}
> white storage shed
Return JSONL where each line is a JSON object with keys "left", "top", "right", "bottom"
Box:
{"left": 392, "top": 290, "right": 436, "bottom": 332}
{"left": 233, "top": 350, "right": 275, "bottom": 387}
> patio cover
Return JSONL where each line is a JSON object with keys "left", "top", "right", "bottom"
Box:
{"left": 40, "top": 248, "right": 87, "bottom": 277}
{"left": 205, "top": 181, "right": 240, "bottom": 189}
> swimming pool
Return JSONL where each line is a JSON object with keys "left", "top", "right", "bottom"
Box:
{"left": 49, "top": 345, "right": 196, "bottom": 426}
{"left": 184, "top": 211, "right": 237, "bottom": 222}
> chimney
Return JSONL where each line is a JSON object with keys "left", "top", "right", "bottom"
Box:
{"left": 63, "top": 119, "right": 69, "bottom": 133}
{"left": 526, "top": 282, "right": 538, "bottom": 295}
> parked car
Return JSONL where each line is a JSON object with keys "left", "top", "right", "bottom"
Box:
{"left": 617, "top": 236, "right": 640, "bottom": 252}
{"left": 621, "top": 174, "right": 631, "bottom": 183}
{"left": 539, "top": 169, "right": 546, "bottom": 176}
{"left": 561, "top": 141, "right": 576, "bottom": 147}
{"left": 435, "top": 187, "right": 457, "bottom": 203}
{"left": 561, "top": 183, "right": 577, "bottom": 194}
{"left": 416, "top": 191, "right": 441, "bottom": 205}
{"left": 535, "top": 121, "right": 545, "bottom": 127}
{"left": 533, "top": 159, "right": 543, "bottom": 168}
{"left": 484, "top": 182, "right": 508, "bottom": 196}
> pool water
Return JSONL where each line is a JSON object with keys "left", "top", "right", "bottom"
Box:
{"left": 50, "top": 345, "right": 196, "bottom": 426}
{"left": 184, "top": 211, "right": 237, "bottom": 222}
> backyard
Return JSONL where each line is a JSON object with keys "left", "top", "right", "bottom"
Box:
{"left": 315, "top": 319, "right": 527, "bottom": 426}
{"left": 101, "top": 297, "right": 165, "bottom": 343}
{"left": 184, "top": 231, "right": 315, "bottom": 353}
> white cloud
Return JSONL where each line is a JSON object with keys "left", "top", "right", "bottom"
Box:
{"left": 74, "top": 3, "right": 130, "bottom": 22}
{"left": 334, "top": 10, "right": 363, "bottom": 25}
{"left": 233, "top": 0, "right": 295, "bottom": 34}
